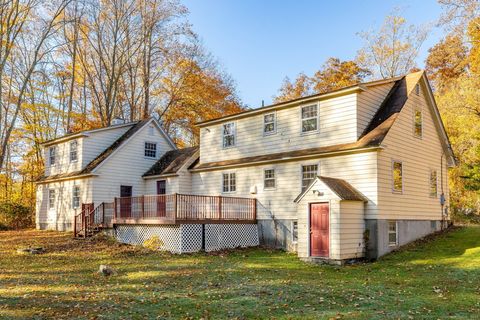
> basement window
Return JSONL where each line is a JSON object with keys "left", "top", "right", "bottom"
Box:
{"left": 292, "top": 221, "right": 298, "bottom": 243}
{"left": 388, "top": 221, "right": 398, "bottom": 246}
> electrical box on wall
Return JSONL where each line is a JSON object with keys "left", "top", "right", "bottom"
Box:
{"left": 249, "top": 185, "right": 257, "bottom": 194}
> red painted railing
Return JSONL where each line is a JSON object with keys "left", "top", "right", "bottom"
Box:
{"left": 74, "top": 202, "right": 114, "bottom": 238}
{"left": 113, "top": 193, "right": 256, "bottom": 224}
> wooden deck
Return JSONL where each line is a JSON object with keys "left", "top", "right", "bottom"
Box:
{"left": 112, "top": 194, "right": 257, "bottom": 225}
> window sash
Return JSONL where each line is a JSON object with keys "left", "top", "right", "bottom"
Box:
{"left": 301, "top": 105, "right": 318, "bottom": 133}
{"left": 70, "top": 141, "right": 78, "bottom": 162}
{"left": 264, "top": 169, "right": 275, "bottom": 189}
{"left": 388, "top": 221, "right": 398, "bottom": 246}
{"left": 301, "top": 165, "right": 318, "bottom": 191}
{"left": 48, "top": 189, "right": 55, "bottom": 209}
{"left": 430, "top": 170, "right": 438, "bottom": 197}
{"left": 292, "top": 221, "right": 298, "bottom": 242}
{"left": 49, "top": 147, "right": 56, "bottom": 166}
{"left": 144, "top": 142, "right": 157, "bottom": 158}
{"left": 392, "top": 161, "right": 403, "bottom": 192}
{"left": 72, "top": 186, "right": 80, "bottom": 209}
{"left": 414, "top": 110, "right": 422, "bottom": 138}
{"left": 263, "top": 113, "right": 276, "bottom": 134}
{"left": 222, "top": 173, "right": 236, "bottom": 192}
{"left": 223, "top": 123, "right": 235, "bottom": 148}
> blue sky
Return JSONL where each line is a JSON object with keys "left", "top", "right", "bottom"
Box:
{"left": 182, "top": 0, "right": 444, "bottom": 107}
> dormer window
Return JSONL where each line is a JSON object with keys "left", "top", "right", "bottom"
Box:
{"left": 222, "top": 122, "right": 235, "bottom": 148}
{"left": 263, "top": 112, "right": 276, "bottom": 135}
{"left": 144, "top": 142, "right": 157, "bottom": 158}
{"left": 414, "top": 109, "right": 422, "bottom": 138}
{"left": 70, "top": 140, "right": 78, "bottom": 163}
{"left": 301, "top": 105, "right": 318, "bottom": 133}
{"left": 49, "top": 147, "right": 56, "bottom": 166}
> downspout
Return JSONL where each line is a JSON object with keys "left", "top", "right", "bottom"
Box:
{"left": 440, "top": 152, "right": 446, "bottom": 229}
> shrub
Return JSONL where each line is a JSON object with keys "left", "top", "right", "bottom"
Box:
{"left": 0, "top": 202, "right": 34, "bottom": 230}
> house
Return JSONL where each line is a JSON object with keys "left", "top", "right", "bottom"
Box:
{"left": 36, "top": 70, "right": 455, "bottom": 262}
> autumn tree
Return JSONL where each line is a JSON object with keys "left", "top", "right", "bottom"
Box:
{"left": 274, "top": 58, "right": 369, "bottom": 103}
{"left": 356, "top": 14, "right": 428, "bottom": 78}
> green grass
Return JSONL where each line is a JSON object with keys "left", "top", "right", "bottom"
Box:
{"left": 1, "top": 227, "right": 479, "bottom": 319}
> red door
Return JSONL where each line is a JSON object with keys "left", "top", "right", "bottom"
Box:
{"left": 120, "top": 186, "right": 132, "bottom": 218}
{"left": 156, "top": 180, "right": 166, "bottom": 217}
{"left": 310, "top": 203, "right": 329, "bottom": 257}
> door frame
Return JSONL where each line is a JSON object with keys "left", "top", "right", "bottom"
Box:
{"left": 308, "top": 201, "right": 331, "bottom": 258}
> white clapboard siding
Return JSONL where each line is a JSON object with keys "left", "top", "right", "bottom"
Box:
{"left": 338, "top": 201, "right": 365, "bottom": 259}
{"left": 357, "top": 82, "right": 395, "bottom": 138}
{"left": 377, "top": 75, "right": 449, "bottom": 220}
{"left": 44, "top": 138, "right": 84, "bottom": 176}
{"left": 91, "top": 123, "right": 174, "bottom": 206}
{"left": 81, "top": 125, "right": 132, "bottom": 167}
{"left": 191, "top": 151, "right": 378, "bottom": 221}
{"left": 199, "top": 93, "right": 359, "bottom": 163}
{"left": 36, "top": 178, "right": 93, "bottom": 230}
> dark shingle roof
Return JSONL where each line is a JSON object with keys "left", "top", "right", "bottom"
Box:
{"left": 37, "top": 120, "right": 150, "bottom": 183}
{"left": 294, "top": 176, "right": 368, "bottom": 203}
{"left": 143, "top": 147, "right": 199, "bottom": 177}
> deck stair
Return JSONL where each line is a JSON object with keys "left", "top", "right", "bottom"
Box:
{"left": 74, "top": 202, "right": 113, "bottom": 238}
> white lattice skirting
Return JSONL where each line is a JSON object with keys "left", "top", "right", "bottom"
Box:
{"left": 114, "top": 224, "right": 259, "bottom": 254}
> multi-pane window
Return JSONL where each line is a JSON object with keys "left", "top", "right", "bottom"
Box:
{"left": 301, "top": 105, "right": 318, "bottom": 133}
{"left": 263, "top": 112, "right": 276, "bottom": 135}
{"left": 222, "top": 173, "right": 236, "bottom": 193}
{"left": 48, "top": 189, "right": 55, "bottom": 209}
{"left": 301, "top": 164, "right": 318, "bottom": 191}
{"left": 223, "top": 122, "right": 235, "bottom": 148}
{"left": 49, "top": 147, "right": 56, "bottom": 166}
{"left": 70, "top": 140, "right": 78, "bottom": 162}
{"left": 264, "top": 169, "right": 276, "bottom": 189}
{"left": 414, "top": 109, "right": 422, "bottom": 138}
{"left": 72, "top": 186, "right": 80, "bottom": 209}
{"left": 144, "top": 142, "right": 157, "bottom": 158}
{"left": 430, "top": 170, "right": 438, "bottom": 197}
{"left": 415, "top": 84, "right": 420, "bottom": 95}
{"left": 392, "top": 161, "right": 403, "bottom": 193}
{"left": 292, "top": 221, "right": 298, "bottom": 243}
{"left": 388, "top": 221, "right": 398, "bottom": 246}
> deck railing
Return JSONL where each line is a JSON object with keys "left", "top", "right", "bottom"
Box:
{"left": 113, "top": 193, "right": 256, "bottom": 224}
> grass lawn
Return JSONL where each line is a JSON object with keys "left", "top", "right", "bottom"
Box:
{"left": 0, "top": 227, "right": 479, "bottom": 319}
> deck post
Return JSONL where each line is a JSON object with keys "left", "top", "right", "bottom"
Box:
{"left": 218, "top": 196, "right": 222, "bottom": 220}
{"left": 73, "top": 213, "right": 77, "bottom": 237}
{"left": 141, "top": 195, "right": 145, "bottom": 218}
{"left": 113, "top": 197, "right": 117, "bottom": 221}
{"left": 173, "top": 193, "right": 178, "bottom": 223}
{"left": 253, "top": 198, "right": 257, "bottom": 221}
{"left": 101, "top": 202, "right": 105, "bottom": 225}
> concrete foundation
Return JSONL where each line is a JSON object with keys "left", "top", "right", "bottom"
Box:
{"left": 257, "top": 219, "right": 297, "bottom": 252}
{"left": 37, "top": 222, "right": 71, "bottom": 232}
{"left": 365, "top": 219, "right": 442, "bottom": 259}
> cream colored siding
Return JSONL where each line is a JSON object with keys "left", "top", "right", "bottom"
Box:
{"left": 377, "top": 77, "right": 448, "bottom": 220}
{"left": 338, "top": 201, "right": 365, "bottom": 259}
{"left": 91, "top": 124, "right": 173, "bottom": 206}
{"left": 36, "top": 178, "right": 92, "bottom": 230}
{"left": 199, "top": 93, "right": 359, "bottom": 163}
{"left": 81, "top": 125, "right": 132, "bottom": 167}
{"left": 45, "top": 138, "right": 84, "bottom": 176}
{"left": 192, "top": 151, "right": 377, "bottom": 221}
{"left": 357, "top": 83, "right": 395, "bottom": 137}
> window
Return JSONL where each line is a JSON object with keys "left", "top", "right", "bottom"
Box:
{"left": 48, "top": 189, "right": 55, "bottom": 210}
{"left": 388, "top": 221, "right": 398, "bottom": 246}
{"left": 222, "top": 173, "right": 236, "bottom": 193}
{"left": 301, "top": 164, "right": 318, "bottom": 191}
{"left": 72, "top": 186, "right": 80, "bottom": 209}
{"left": 144, "top": 142, "right": 157, "bottom": 158}
{"left": 430, "top": 170, "right": 438, "bottom": 197}
{"left": 415, "top": 84, "right": 420, "bottom": 95}
{"left": 222, "top": 122, "right": 235, "bottom": 148}
{"left": 414, "top": 109, "right": 422, "bottom": 138}
{"left": 392, "top": 161, "right": 403, "bottom": 193}
{"left": 70, "top": 140, "right": 78, "bottom": 163}
{"left": 264, "top": 169, "right": 276, "bottom": 189}
{"left": 292, "top": 221, "right": 298, "bottom": 243}
{"left": 49, "top": 147, "right": 56, "bottom": 166}
{"left": 263, "top": 112, "right": 276, "bottom": 135}
{"left": 301, "top": 105, "right": 318, "bottom": 133}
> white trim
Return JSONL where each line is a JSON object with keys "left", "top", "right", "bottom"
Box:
{"left": 263, "top": 168, "right": 276, "bottom": 190}
{"left": 262, "top": 111, "right": 277, "bottom": 136}
{"left": 144, "top": 141, "right": 158, "bottom": 159}
{"left": 300, "top": 103, "right": 319, "bottom": 135}
{"left": 221, "top": 171, "right": 237, "bottom": 194}
{"left": 222, "top": 121, "right": 236, "bottom": 149}
{"left": 300, "top": 162, "right": 319, "bottom": 193}
{"left": 388, "top": 220, "right": 399, "bottom": 247}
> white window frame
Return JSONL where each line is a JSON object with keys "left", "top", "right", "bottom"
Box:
{"left": 144, "top": 141, "right": 157, "bottom": 158}
{"left": 392, "top": 160, "right": 403, "bottom": 194}
{"left": 222, "top": 122, "right": 236, "bottom": 148}
{"left": 263, "top": 112, "right": 276, "bottom": 135}
{"left": 429, "top": 169, "right": 438, "bottom": 198}
{"left": 70, "top": 140, "right": 78, "bottom": 163}
{"left": 301, "top": 164, "right": 319, "bottom": 192}
{"left": 222, "top": 172, "right": 236, "bottom": 193}
{"left": 300, "top": 104, "right": 319, "bottom": 134}
{"left": 413, "top": 108, "right": 423, "bottom": 139}
{"left": 292, "top": 220, "right": 298, "bottom": 244}
{"left": 388, "top": 221, "right": 398, "bottom": 246}
{"left": 72, "top": 185, "right": 80, "bottom": 209}
{"left": 263, "top": 168, "right": 276, "bottom": 190}
{"left": 49, "top": 146, "right": 56, "bottom": 166}
{"left": 48, "top": 188, "right": 55, "bottom": 210}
